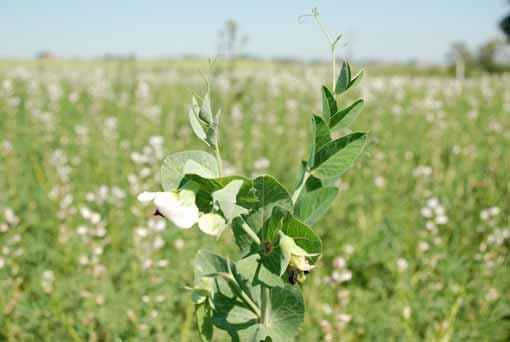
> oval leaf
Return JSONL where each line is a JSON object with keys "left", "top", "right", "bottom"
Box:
{"left": 335, "top": 61, "right": 351, "bottom": 94}
{"left": 308, "top": 115, "right": 331, "bottom": 167}
{"left": 294, "top": 187, "right": 338, "bottom": 225}
{"left": 329, "top": 99, "right": 365, "bottom": 131}
{"left": 311, "top": 132, "right": 367, "bottom": 180}
{"left": 161, "top": 151, "right": 219, "bottom": 191}
{"left": 321, "top": 86, "right": 337, "bottom": 124}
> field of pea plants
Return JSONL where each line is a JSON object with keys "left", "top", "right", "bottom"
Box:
{"left": 0, "top": 59, "right": 509, "bottom": 341}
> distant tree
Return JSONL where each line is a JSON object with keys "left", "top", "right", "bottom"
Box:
{"left": 37, "top": 51, "right": 56, "bottom": 59}
{"left": 500, "top": 16, "right": 510, "bottom": 42}
{"left": 216, "top": 20, "right": 251, "bottom": 103}
{"left": 447, "top": 42, "right": 474, "bottom": 78}
{"left": 217, "top": 20, "right": 249, "bottom": 59}
{"left": 447, "top": 42, "right": 473, "bottom": 65}
{"left": 478, "top": 39, "right": 505, "bottom": 73}
{"left": 500, "top": 0, "right": 510, "bottom": 42}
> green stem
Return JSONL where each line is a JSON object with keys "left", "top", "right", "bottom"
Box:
{"left": 241, "top": 221, "right": 261, "bottom": 245}
{"left": 311, "top": 8, "right": 338, "bottom": 91}
{"left": 291, "top": 170, "right": 310, "bottom": 204}
{"left": 218, "top": 272, "right": 261, "bottom": 319}
{"left": 260, "top": 287, "right": 271, "bottom": 326}
{"left": 331, "top": 46, "right": 336, "bottom": 91}
{"left": 214, "top": 143, "right": 223, "bottom": 176}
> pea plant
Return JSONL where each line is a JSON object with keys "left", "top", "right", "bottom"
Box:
{"left": 139, "top": 8, "right": 367, "bottom": 341}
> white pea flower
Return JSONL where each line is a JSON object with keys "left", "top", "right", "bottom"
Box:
{"left": 198, "top": 213, "right": 226, "bottom": 237}
{"left": 138, "top": 190, "right": 199, "bottom": 229}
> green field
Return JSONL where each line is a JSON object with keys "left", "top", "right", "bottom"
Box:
{"left": 0, "top": 59, "right": 509, "bottom": 341}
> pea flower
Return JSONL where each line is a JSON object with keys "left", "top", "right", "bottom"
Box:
{"left": 279, "top": 231, "right": 318, "bottom": 283}
{"left": 198, "top": 213, "right": 226, "bottom": 237}
{"left": 138, "top": 190, "right": 199, "bottom": 229}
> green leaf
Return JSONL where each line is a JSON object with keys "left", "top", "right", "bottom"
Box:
{"left": 199, "top": 92, "right": 213, "bottom": 125}
{"left": 193, "top": 250, "right": 236, "bottom": 309}
{"left": 183, "top": 159, "right": 217, "bottom": 179}
{"left": 251, "top": 176, "right": 293, "bottom": 228}
{"left": 212, "top": 179, "right": 250, "bottom": 223}
{"left": 321, "top": 86, "right": 337, "bottom": 124}
{"left": 196, "top": 302, "right": 213, "bottom": 342}
{"left": 194, "top": 250, "right": 230, "bottom": 280}
{"left": 308, "top": 115, "right": 331, "bottom": 167}
{"left": 205, "top": 109, "right": 221, "bottom": 147}
{"left": 335, "top": 61, "right": 351, "bottom": 94}
{"left": 329, "top": 99, "right": 365, "bottom": 131}
{"left": 349, "top": 69, "right": 364, "bottom": 90}
{"left": 232, "top": 176, "right": 292, "bottom": 255}
{"left": 213, "top": 284, "right": 304, "bottom": 342}
{"left": 294, "top": 187, "right": 338, "bottom": 225}
{"left": 161, "top": 151, "right": 219, "bottom": 191}
{"left": 189, "top": 96, "right": 208, "bottom": 144}
{"left": 235, "top": 254, "right": 284, "bottom": 289}
{"left": 236, "top": 286, "right": 305, "bottom": 342}
{"left": 260, "top": 207, "right": 322, "bottom": 276}
{"left": 194, "top": 252, "right": 305, "bottom": 341}
{"left": 311, "top": 132, "right": 367, "bottom": 180}
{"left": 182, "top": 174, "right": 254, "bottom": 213}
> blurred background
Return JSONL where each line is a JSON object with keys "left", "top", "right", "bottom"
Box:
{"left": 0, "top": 1, "right": 509, "bottom": 341}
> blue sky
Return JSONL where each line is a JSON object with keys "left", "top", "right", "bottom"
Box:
{"left": 1, "top": 0, "right": 507, "bottom": 62}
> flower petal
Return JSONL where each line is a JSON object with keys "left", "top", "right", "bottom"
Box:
{"left": 137, "top": 191, "right": 159, "bottom": 203}
{"left": 198, "top": 213, "right": 226, "bottom": 236}
{"left": 170, "top": 204, "right": 199, "bottom": 229}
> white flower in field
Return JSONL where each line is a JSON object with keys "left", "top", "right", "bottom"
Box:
{"left": 138, "top": 190, "right": 199, "bottom": 229}
{"left": 174, "top": 238, "right": 185, "bottom": 250}
{"left": 337, "top": 313, "right": 352, "bottom": 323}
{"left": 198, "top": 213, "right": 226, "bottom": 237}
{"left": 337, "top": 270, "right": 352, "bottom": 282}
{"left": 436, "top": 215, "right": 448, "bottom": 225}
{"left": 425, "top": 221, "right": 437, "bottom": 232}
{"left": 152, "top": 236, "right": 165, "bottom": 249}
{"left": 427, "top": 197, "right": 439, "bottom": 209}
{"left": 332, "top": 256, "right": 346, "bottom": 269}
{"left": 374, "top": 176, "right": 386, "bottom": 188}
{"left": 41, "top": 270, "right": 55, "bottom": 294}
{"left": 489, "top": 206, "right": 501, "bottom": 216}
{"left": 4, "top": 208, "right": 19, "bottom": 225}
{"left": 157, "top": 259, "right": 168, "bottom": 268}
{"left": 397, "top": 258, "right": 408, "bottom": 272}
{"left": 421, "top": 207, "right": 433, "bottom": 218}
{"left": 253, "top": 158, "right": 270, "bottom": 170}
{"left": 480, "top": 209, "right": 490, "bottom": 221}
{"left": 79, "top": 255, "right": 89, "bottom": 265}
{"left": 76, "top": 226, "right": 88, "bottom": 236}
{"left": 435, "top": 205, "right": 445, "bottom": 216}
{"left": 322, "top": 304, "right": 333, "bottom": 315}
{"left": 418, "top": 241, "right": 430, "bottom": 252}
{"left": 403, "top": 306, "right": 412, "bottom": 319}
{"left": 135, "top": 227, "right": 148, "bottom": 238}
{"left": 412, "top": 165, "right": 432, "bottom": 177}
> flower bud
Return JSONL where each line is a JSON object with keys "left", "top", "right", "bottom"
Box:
{"left": 279, "top": 231, "right": 317, "bottom": 274}
{"left": 198, "top": 213, "right": 226, "bottom": 237}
